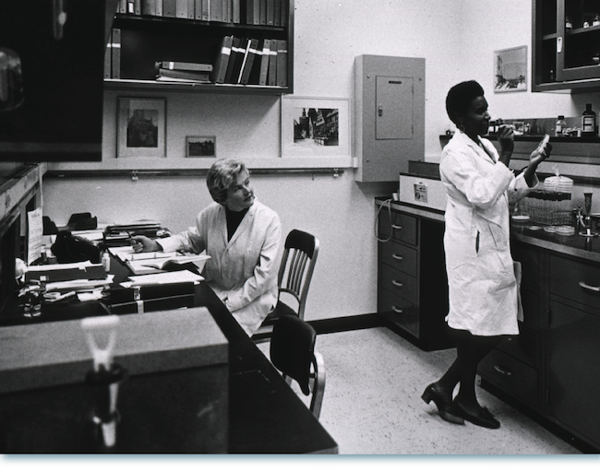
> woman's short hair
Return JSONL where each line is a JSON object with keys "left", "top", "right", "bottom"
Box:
{"left": 446, "top": 80, "right": 485, "bottom": 126}
{"left": 206, "top": 158, "right": 248, "bottom": 205}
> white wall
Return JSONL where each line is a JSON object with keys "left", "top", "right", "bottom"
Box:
{"left": 44, "top": 0, "right": 600, "bottom": 321}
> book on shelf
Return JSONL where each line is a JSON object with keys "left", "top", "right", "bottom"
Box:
{"left": 232, "top": 0, "right": 240, "bottom": 23}
{"left": 156, "top": 0, "right": 163, "bottom": 16}
{"left": 267, "top": 40, "right": 278, "bottom": 86}
{"left": 126, "top": 0, "right": 135, "bottom": 14}
{"left": 259, "top": 0, "right": 266, "bottom": 25}
{"left": 276, "top": 39, "right": 287, "bottom": 87}
{"left": 163, "top": 0, "right": 177, "bottom": 17}
{"left": 258, "top": 38, "right": 271, "bottom": 86}
{"left": 273, "top": 0, "right": 280, "bottom": 26}
{"left": 104, "top": 30, "right": 112, "bottom": 79}
{"left": 230, "top": 37, "right": 249, "bottom": 83}
{"left": 157, "top": 61, "right": 213, "bottom": 72}
{"left": 266, "top": 0, "right": 274, "bottom": 26}
{"left": 142, "top": 0, "right": 157, "bottom": 16}
{"left": 156, "top": 69, "right": 211, "bottom": 82}
{"left": 175, "top": 0, "right": 195, "bottom": 18}
{"left": 224, "top": 36, "right": 242, "bottom": 83}
{"left": 118, "top": 0, "right": 127, "bottom": 14}
{"left": 111, "top": 28, "right": 121, "bottom": 79}
{"left": 213, "top": 35, "right": 234, "bottom": 83}
{"left": 134, "top": 0, "right": 142, "bottom": 15}
{"left": 239, "top": 38, "right": 260, "bottom": 85}
{"left": 236, "top": 38, "right": 252, "bottom": 83}
{"left": 210, "top": 0, "right": 223, "bottom": 22}
{"left": 280, "top": 0, "right": 288, "bottom": 26}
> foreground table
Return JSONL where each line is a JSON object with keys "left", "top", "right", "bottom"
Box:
{"left": 0, "top": 256, "right": 338, "bottom": 454}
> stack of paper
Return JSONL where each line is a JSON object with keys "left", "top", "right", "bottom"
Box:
{"left": 109, "top": 247, "right": 210, "bottom": 275}
{"left": 122, "top": 270, "right": 204, "bottom": 287}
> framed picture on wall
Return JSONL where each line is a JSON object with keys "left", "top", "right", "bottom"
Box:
{"left": 117, "top": 97, "right": 166, "bottom": 157}
{"left": 494, "top": 46, "right": 527, "bottom": 93}
{"left": 281, "top": 96, "right": 350, "bottom": 157}
{"left": 186, "top": 136, "right": 216, "bottom": 157}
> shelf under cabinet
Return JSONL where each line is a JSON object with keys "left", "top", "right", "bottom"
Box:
{"left": 104, "top": 78, "right": 290, "bottom": 94}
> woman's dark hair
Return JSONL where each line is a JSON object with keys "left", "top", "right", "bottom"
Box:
{"left": 445, "top": 80, "right": 485, "bottom": 126}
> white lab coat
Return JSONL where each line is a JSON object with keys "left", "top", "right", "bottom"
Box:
{"left": 159, "top": 199, "right": 282, "bottom": 336}
{"left": 440, "top": 131, "right": 537, "bottom": 336}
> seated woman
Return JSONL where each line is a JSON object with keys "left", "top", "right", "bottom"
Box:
{"left": 133, "top": 158, "right": 282, "bottom": 336}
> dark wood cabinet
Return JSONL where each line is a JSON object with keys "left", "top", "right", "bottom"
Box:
{"left": 105, "top": 1, "right": 294, "bottom": 95}
{"left": 376, "top": 204, "right": 453, "bottom": 351}
{"left": 533, "top": 0, "right": 600, "bottom": 92}
{"left": 479, "top": 238, "right": 600, "bottom": 451}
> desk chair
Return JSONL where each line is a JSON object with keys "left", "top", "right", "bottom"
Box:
{"left": 252, "top": 229, "right": 319, "bottom": 343}
{"left": 270, "top": 315, "right": 326, "bottom": 419}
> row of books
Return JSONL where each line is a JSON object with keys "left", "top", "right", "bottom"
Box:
{"left": 117, "top": 0, "right": 288, "bottom": 26}
{"left": 213, "top": 36, "right": 287, "bottom": 87}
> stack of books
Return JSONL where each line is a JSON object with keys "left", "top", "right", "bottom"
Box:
{"left": 155, "top": 61, "right": 213, "bottom": 83}
{"left": 213, "top": 35, "right": 287, "bottom": 87}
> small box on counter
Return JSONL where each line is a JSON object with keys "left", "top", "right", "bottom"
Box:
{"left": 100, "top": 282, "right": 195, "bottom": 315}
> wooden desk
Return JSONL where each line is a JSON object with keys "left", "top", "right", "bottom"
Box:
{"left": 0, "top": 256, "right": 338, "bottom": 454}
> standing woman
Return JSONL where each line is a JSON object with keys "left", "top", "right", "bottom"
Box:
{"left": 421, "top": 80, "right": 551, "bottom": 428}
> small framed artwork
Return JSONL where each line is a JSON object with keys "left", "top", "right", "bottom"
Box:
{"left": 281, "top": 96, "right": 350, "bottom": 157}
{"left": 117, "top": 97, "right": 166, "bottom": 157}
{"left": 494, "top": 46, "right": 527, "bottom": 93}
{"left": 186, "top": 136, "right": 216, "bottom": 158}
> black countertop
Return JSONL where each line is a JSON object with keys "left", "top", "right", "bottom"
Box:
{"left": 376, "top": 198, "right": 600, "bottom": 265}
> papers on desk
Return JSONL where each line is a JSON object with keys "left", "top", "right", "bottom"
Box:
{"left": 110, "top": 247, "right": 210, "bottom": 275}
{"left": 121, "top": 270, "right": 204, "bottom": 287}
{"left": 26, "top": 261, "right": 112, "bottom": 293}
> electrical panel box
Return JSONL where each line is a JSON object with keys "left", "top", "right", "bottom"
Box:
{"left": 354, "top": 55, "right": 425, "bottom": 182}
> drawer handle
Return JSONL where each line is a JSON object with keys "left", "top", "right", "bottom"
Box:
{"left": 391, "top": 306, "right": 403, "bottom": 314}
{"left": 391, "top": 224, "right": 403, "bottom": 231}
{"left": 392, "top": 254, "right": 404, "bottom": 261}
{"left": 392, "top": 280, "right": 403, "bottom": 288}
{"left": 579, "top": 281, "right": 600, "bottom": 292}
{"left": 493, "top": 364, "right": 513, "bottom": 376}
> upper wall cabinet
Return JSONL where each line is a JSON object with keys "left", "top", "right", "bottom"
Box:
{"left": 532, "top": 0, "right": 600, "bottom": 92}
{"left": 105, "top": 0, "right": 294, "bottom": 95}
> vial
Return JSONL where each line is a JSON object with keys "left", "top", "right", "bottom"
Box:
{"left": 555, "top": 115, "right": 567, "bottom": 136}
{"left": 102, "top": 251, "right": 111, "bottom": 271}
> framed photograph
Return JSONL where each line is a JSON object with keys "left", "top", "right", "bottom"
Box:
{"left": 117, "top": 97, "right": 166, "bottom": 157}
{"left": 281, "top": 96, "right": 350, "bottom": 157}
{"left": 186, "top": 136, "right": 216, "bottom": 157}
{"left": 494, "top": 46, "right": 527, "bottom": 93}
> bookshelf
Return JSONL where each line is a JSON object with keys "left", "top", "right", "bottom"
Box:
{"left": 105, "top": 0, "right": 294, "bottom": 95}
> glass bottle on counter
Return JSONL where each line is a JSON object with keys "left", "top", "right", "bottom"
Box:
{"left": 582, "top": 104, "right": 597, "bottom": 136}
{"left": 555, "top": 115, "right": 567, "bottom": 136}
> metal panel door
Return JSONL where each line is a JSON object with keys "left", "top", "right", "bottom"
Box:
{"left": 376, "top": 76, "right": 413, "bottom": 140}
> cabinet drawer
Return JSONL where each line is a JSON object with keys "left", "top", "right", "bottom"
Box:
{"left": 379, "top": 240, "right": 418, "bottom": 275}
{"left": 478, "top": 349, "right": 538, "bottom": 407}
{"left": 378, "top": 210, "right": 417, "bottom": 246}
{"left": 378, "top": 289, "right": 419, "bottom": 337}
{"left": 550, "top": 254, "right": 600, "bottom": 310}
{"left": 379, "top": 263, "right": 418, "bottom": 305}
{"left": 496, "top": 325, "right": 538, "bottom": 367}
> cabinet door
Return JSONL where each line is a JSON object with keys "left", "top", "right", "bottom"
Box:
{"left": 556, "top": 0, "right": 600, "bottom": 81}
{"left": 548, "top": 300, "right": 600, "bottom": 449}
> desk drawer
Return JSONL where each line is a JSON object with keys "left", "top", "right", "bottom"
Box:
{"left": 379, "top": 240, "right": 418, "bottom": 275}
{"left": 378, "top": 289, "right": 418, "bottom": 337}
{"left": 550, "top": 254, "right": 600, "bottom": 309}
{"left": 478, "top": 349, "right": 538, "bottom": 407}
{"left": 378, "top": 210, "right": 418, "bottom": 246}
{"left": 379, "top": 263, "right": 418, "bottom": 305}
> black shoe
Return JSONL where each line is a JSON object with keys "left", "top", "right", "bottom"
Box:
{"left": 453, "top": 400, "right": 500, "bottom": 429}
{"left": 421, "top": 384, "right": 465, "bottom": 425}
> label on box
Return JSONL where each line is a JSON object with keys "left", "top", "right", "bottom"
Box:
{"left": 414, "top": 183, "right": 428, "bottom": 203}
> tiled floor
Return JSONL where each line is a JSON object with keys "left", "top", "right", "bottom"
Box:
{"left": 258, "top": 326, "right": 583, "bottom": 455}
